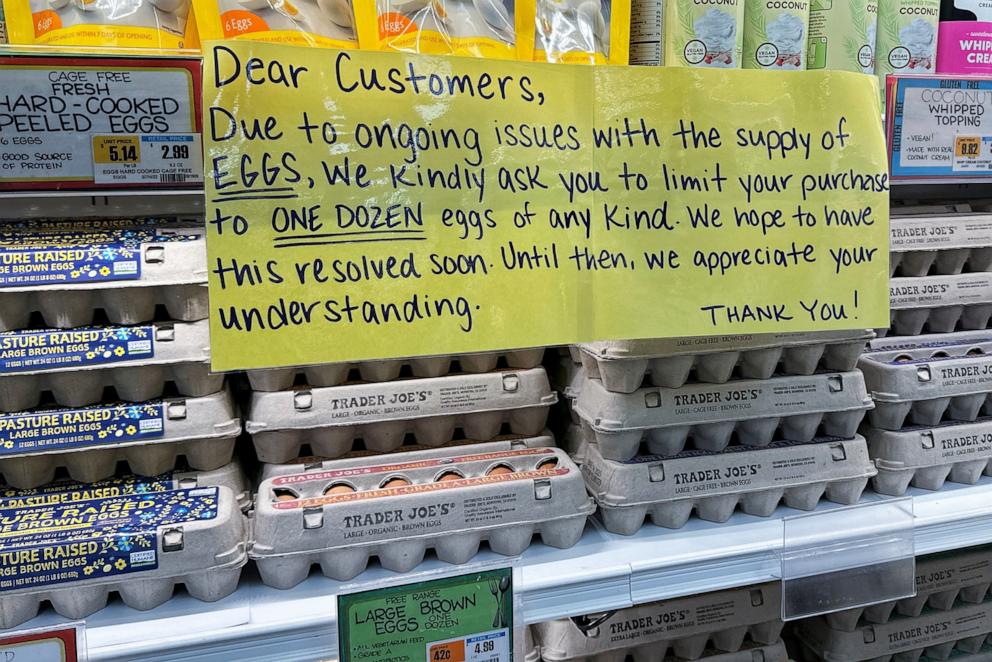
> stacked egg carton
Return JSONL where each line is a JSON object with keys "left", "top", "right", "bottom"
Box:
{"left": 0, "top": 218, "right": 247, "bottom": 625}
{"left": 568, "top": 331, "right": 876, "bottom": 532}
{"left": 244, "top": 347, "right": 598, "bottom": 584}
{"left": 792, "top": 546, "right": 992, "bottom": 662}
{"left": 859, "top": 204, "right": 992, "bottom": 496}
{"left": 533, "top": 583, "right": 787, "bottom": 662}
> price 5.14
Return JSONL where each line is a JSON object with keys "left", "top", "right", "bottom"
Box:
{"left": 473, "top": 641, "right": 495, "bottom": 654}
{"left": 108, "top": 144, "right": 138, "bottom": 162}
{"left": 161, "top": 144, "right": 190, "bottom": 160}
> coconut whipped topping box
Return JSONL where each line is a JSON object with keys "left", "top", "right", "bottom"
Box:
{"left": 744, "top": 0, "right": 810, "bottom": 67}
{"left": 665, "top": 0, "right": 745, "bottom": 66}
{"left": 806, "top": 0, "right": 876, "bottom": 72}
{"left": 937, "top": 0, "right": 992, "bottom": 73}
{"left": 875, "top": 0, "right": 939, "bottom": 101}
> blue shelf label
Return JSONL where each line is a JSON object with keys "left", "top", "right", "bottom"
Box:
{"left": 0, "top": 326, "right": 155, "bottom": 373}
{"left": 0, "top": 402, "right": 166, "bottom": 455}
{"left": 0, "top": 471, "right": 188, "bottom": 509}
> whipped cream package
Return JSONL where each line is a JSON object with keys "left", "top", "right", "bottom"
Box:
{"left": 530, "top": 0, "right": 631, "bottom": 62}
{"left": 875, "top": 0, "right": 939, "bottom": 98}
{"left": 193, "top": 0, "right": 357, "bottom": 48}
{"left": 3, "top": 0, "right": 198, "bottom": 50}
{"left": 353, "top": 0, "right": 527, "bottom": 59}
{"left": 937, "top": 0, "right": 992, "bottom": 72}
{"left": 806, "top": 0, "right": 876, "bottom": 72}
{"left": 665, "top": 0, "right": 745, "bottom": 66}
{"left": 743, "top": 0, "right": 810, "bottom": 67}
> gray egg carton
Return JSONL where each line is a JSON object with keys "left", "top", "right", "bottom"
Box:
{"left": 919, "top": 644, "right": 992, "bottom": 662}
{"left": 866, "top": 417, "right": 992, "bottom": 495}
{"left": 573, "top": 371, "right": 871, "bottom": 462}
{"left": 0, "top": 226, "right": 207, "bottom": 331}
{"left": 0, "top": 320, "right": 222, "bottom": 412}
{"left": 576, "top": 330, "right": 873, "bottom": 393}
{"left": 889, "top": 273, "right": 992, "bottom": 336}
{"left": 859, "top": 334, "right": 992, "bottom": 431}
{"left": 0, "top": 486, "right": 247, "bottom": 629}
{"left": 793, "top": 598, "right": 992, "bottom": 662}
{"left": 251, "top": 445, "right": 593, "bottom": 587}
{"left": 533, "top": 583, "right": 783, "bottom": 662}
{"left": 659, "top": 641, "right": 789, "bottom": 662}
{"left": 0, "top": 461, "right": 251, "bottom": 512}
{"left": 258, "top": 432, "right": 556, "bottom": 481}
{"left": 247, "top": 348, "right": 545, "bottom": 391}
{"left": 582, "top": 435, "right": 874, "bottom": 533}
{"left": 890, "top": 210, "right": 992, "bottom": 277}
{"left": 246, "top": 368, "right": 557, "bottom": 464}
{"left": 0, "top": 389, "right": 240, "bottom": 489}
{"left": 825, "top": 548, "right": 992, "bottom": 632}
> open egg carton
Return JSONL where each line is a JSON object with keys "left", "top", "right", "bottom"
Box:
{"left": 889, "top": 272, "right": 992, "bottom": 337}
{"left": 250, "top": 444, "right": 593, "bottom": 587}
{"left": 866, "top": 416, "right": 992, "bottom": 496}
{"left": 573, "top": 371, "right": 872, "bottom": 462}
{"left": 859, "top": 332, "right": 992, "bottom": 431}
{"left": 582, "top": 434, "right": 875, "bottom": 533}
{"left": 0, "top": 219, "right": 207, "bottom": 331}
{"left": 258, "top": 432, "right": 556, "bottom": 480}
{"left": 0, "top": 486, "right": 248, "bottom": 629}
{"left": 0, "top": 388, "right": 240, "bottom": 488}
{"left": 0, "top": 320, "right": 222, "bottom": 412}
{"left": 246, "top": 367, "right": 557, "bottom": 464}
{"left": 247, "top": 348, "right": 546, "bottom": 391}
{"left": 793, "top": 597, "right": 992, "bottom": 662}
{"left": 0, "top": 460, "right": 251, "bottom": 512}
{"left": 822, "top": 547, "right": 992, "bottom": 632}
{"left": 533, "top": 583, "right": 784, "bottom": 662}
{"left": 890, "top": 203, "right": 992, "bottom": 277}
{"left": 575, "top": 329, "right": 873, "bottom": 393}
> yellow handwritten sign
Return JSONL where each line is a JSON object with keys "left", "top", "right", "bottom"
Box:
{"left": 203, "top": 41, "right": 889, "bottom": 372}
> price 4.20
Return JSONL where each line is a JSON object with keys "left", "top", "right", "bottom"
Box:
{"left": 161, "top": 144, "right": 190, "bottom": 160}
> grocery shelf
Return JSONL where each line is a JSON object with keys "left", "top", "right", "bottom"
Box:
{"left": 0, "top": 189, "right": 203, "bottom": 220}
{"left": 21, "top": 477, "right": 992, "bottom": 662}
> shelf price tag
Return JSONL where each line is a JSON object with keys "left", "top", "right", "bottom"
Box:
{"left": 338, "top": 568, "right": 513, "bottom": 662}
{"left": 0, "top": 623, "right": 86, "bottom": 662}
{"left": 887, "top": 75, "right": 992, "bottom": 180}
{"left": 92, "top": 134, "right": 203, "bottom": 185}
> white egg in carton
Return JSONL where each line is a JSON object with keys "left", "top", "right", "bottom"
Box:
{"left": 575, "top": 330, "right": 873, "bottom": 393}
{"left": 0, "top": 461, "right": 251, "bottom": 512}
{"left": 0, "top": 223, "right": 207, "bottom": 331}
{"left": 891, "top": 207, "right": 992, "bottom": 277}
{"left": 825, "top": 548, "right": 992, "bottom": 632}
{"left": 582, "top": 435, "right": 874, "bottom": 533}
{"left": 247, "top": 348, "right": 546, "bottom": 391}
{"left": 0, "top": 486, "right": 247, "bottom": 629}
{"left": 0, "top": 388, "right": 240, "bottom": 489}
{"left": 533, "top": 583, "right": 783, "bottom": 662}
{"left": 573, "top": 371, "right": 871, "bottom": 462}
{"left": 859, "top": 332, "right": 992, "bottom": 431}
{"left": 793, "top": 597, "right": 992, "bottom": 662}
{"left": 889, "top": 273, "right": 992, "bottom": 336}
{"left": 251, "top": 445, "right": 593, "bottom": 586}
{"left": 0, "top": 320, "right": 222, "bottom": 413}
{"left": 246, "top": 368, "right": 557, "bottom": 464}
{"left": 866, "top": 417, "right": 992, "bottom": 495}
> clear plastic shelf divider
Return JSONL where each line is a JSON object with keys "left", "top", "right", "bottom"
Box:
{"left": 780, "top": 498, "right": 916, "bottom": 621}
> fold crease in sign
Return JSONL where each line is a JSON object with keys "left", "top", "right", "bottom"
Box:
{"left": 202, "top": 41, "right": 890, "bottom": 372}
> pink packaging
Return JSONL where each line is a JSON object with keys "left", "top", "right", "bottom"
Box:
{"left": 937, "top": 21, "right": 992, "bottom": 72}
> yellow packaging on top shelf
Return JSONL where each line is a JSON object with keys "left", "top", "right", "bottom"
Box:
{"left": 2, "top": 0, "right": 199, "bottom": 50}
{"left": 530, "top": 0, "right": 630, "bottom": 64}
{"left": 193, "top": 0, "right": 357, "bottom": 48}
{"left": 352, "top": 0, "right": 529, "bottom": 59}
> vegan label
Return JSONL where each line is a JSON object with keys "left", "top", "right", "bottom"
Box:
{"left": 0, "top": 402, "right": 165, "bottom": 455}
{"left": 338, "top": 568, "right": 513, "bottom": 662}
{"left": 0, "top": 488, "right": 219, "bottom": 591}
{"left": 0, "top": 326, "right": 154, "bottom": 373}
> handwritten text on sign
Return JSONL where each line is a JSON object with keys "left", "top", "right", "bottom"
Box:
{"left": 203, "top": 41, "right": 889, "bottom": 371}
